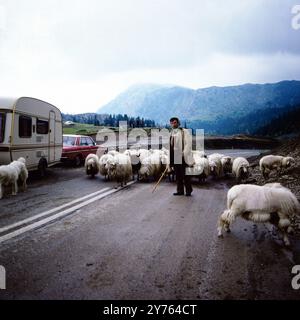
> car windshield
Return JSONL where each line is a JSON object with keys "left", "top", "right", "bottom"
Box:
{"left": 63, "top": 136, "right": 76, "bottom": 146}
{"left": 0, "top": 112, "right": 5, "bottom": 143}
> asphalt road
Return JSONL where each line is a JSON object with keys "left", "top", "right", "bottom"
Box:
{"left": 0, "top": 163, "right": 300, "bottom": 299}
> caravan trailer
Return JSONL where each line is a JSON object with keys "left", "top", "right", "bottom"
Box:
{"left": 0, "top": 97, "right": 62, "bottom": 174}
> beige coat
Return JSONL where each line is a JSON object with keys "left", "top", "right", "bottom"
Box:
{"left": 170, "top": 128, "right": 194, "bottom": 166}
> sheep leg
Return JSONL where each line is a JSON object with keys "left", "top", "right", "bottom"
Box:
{"left": 12, "top": 180, "right": 18, "bottom": 196}
{"left": 287, "top": 226, "right": 294, "bottom": 234}
{"left": 283, "top": 233, "right": 290, "bottom": 247}
{"left": 278, "top": 215, "right": 291, "bottom": 246}
{"left": 21, "top": 178, "right": 27, "bottom": 192}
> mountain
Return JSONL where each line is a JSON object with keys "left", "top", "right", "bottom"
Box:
{"left": 254, "top": 106, "right": 300, "bottom": 137}
{"left": 186, "top": 104, "right": 300, "bottom": 136}
{"left": 98, "top": 81, "right": 300, "bottom": 128}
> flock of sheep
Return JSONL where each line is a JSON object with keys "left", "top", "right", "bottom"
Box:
{"left": 85, "top": 148, "right": 296, "bottom": 185}
{"left": 0, "top": 149, "right": 299, "bottom": 247}
{"left": 85, "top": 148, "right": 299, "bottom": 246}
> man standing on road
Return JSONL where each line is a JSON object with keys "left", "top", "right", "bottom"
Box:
{"left": 169, "top": 117, "right": 194, "bottom": 196}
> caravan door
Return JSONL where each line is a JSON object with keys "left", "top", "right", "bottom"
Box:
{"left": 49, "top": 111, "right": 56, "bottom": 162}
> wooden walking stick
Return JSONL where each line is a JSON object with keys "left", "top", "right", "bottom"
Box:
{"left": 152, "top": 166, "right": 169, "bottom": 193}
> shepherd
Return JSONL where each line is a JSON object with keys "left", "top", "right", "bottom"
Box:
{"left": 169, "top": 117, "right": 194, "bottom": 196}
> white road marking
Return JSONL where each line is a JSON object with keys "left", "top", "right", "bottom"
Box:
{"left": 0, "top": 181, "right": 135, "bottom": 244}
{"left": 0, "top": 187, "right": 111, "bottom": 234}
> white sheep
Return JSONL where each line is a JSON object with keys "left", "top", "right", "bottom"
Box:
{"left": 99, "top": 154, "right": 114, "bottom": 180}
{"left": 217, "top": 183, "right": 300, "bottom": 246}
{"left": 17, "top": 157, "right": 28, "bottom": 192}
{"left": 186, "top": 153, "right": 210, "bottom": 182}
{"left": 137, "top": 149, "right": 151, "bottom": 162}
{"left": 0, "top": 157, "right": 28, "bottom": 199}
{"left": 84, "top": 154, "right": 99, "bottom": 178}
{"left": 208, "top": 153, "right": 223, "bottom": 178}
{"left": 192, "top": 150, "right": 207, "bottom": 158}
{"left": 107, "top": 150, "right": 120, "bottom": 156}
{"left": 138, "top": 152, "right": 162, "bottom": 181}
{"left": 105, "top": 153, "right": 132, "bottom": 188}
{"left": 232, "top": 157, "right": 250, "bottom": 181}
{"left": 259, "top": 155, "right": 295, "bottom": 179}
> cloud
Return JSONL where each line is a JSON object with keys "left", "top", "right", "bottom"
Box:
{"left": 0, "top": 0, "right": 299, "bottom": 113}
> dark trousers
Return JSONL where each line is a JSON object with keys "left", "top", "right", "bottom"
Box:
{"left": 174, "top": 164, "right": 193, "bottom": 194}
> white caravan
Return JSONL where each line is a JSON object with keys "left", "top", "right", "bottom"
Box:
{"left": 0, "top": 97, "right": 62, "bottom": 174}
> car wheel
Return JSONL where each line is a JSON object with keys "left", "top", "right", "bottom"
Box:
{"left": 74, "top": 155, "right": 82, "bottom": 167}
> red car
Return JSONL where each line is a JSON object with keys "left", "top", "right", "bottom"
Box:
{"left": 61, "top": 134, "right": 100, "bottom": 166}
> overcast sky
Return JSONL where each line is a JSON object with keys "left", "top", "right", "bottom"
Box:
{"left": 0, "top": 0, "right": 300, "bottom": 113}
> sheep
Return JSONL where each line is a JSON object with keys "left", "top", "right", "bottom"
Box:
{"left": 138, "top": 152, "right": 162, "bottom": 181}
{"left": 208, "top": 154, "right": 223, "bottom": 178}
{"left": 105, "top": 153, "right": 132, "bottom": 188}
{"left": 232, "top": 157, "right": 250, "bottom": 181}
{"left": 259, "top": 155, "right": 295, "bottom": 179}
{"left": 217, "top": 183, "right": 300, "bottom": 246}
{"left": 107, "top": 150, "right": 120, "bottom": 156}
{"left": 99, "top": 154, "right": 114, "bottom": 180}
{"left": 17, "top": 157, "right": 28, "bottom": 192}
{"left": 158, "top": 150, "right": 176, "bottom": 182}
{"left": 123, "top": 149, "right": 141, "bottom": 180}
{"left": 221, "top": 156, "right": 233, "bottom": 176}
{"left": 0, "top": 157, "right": 28, "bottom": 199}
{"left": 137, "top": 149, "right": 151, "bottom": 162}
{"left": 84, "top": 154, "right": 99, "bottom": 178}
{"left": 186, "top": 153, "right": 210, "bottom": 183}
{"left": 192, "top": 150, "right": 207, "bottom": 158}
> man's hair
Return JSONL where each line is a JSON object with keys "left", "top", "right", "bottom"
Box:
{"left": 170, "top": 117, "right": 180, "bottom": 123}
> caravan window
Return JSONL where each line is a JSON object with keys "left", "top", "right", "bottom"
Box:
{"left": 37, "top": 119, "right": 49, "bottom": 134}
{"left": 0, "top": 112, "right": 5, "bottom": 143}
{"left": 19, "top": 115, "right": 32, "bottom": 138}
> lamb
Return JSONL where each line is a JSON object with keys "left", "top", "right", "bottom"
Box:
{"left": 217, "top": 183, "right": 300, "bottom": 246}
{"left": 105, "top": 153, "right": 132, "bottom": 188}
{"left": 232, "top": 157, "right": 250, "bottom": 181}
{"left": 84, "top": 154, "right": 99, "bottom": 178}
{"left": 0, "top": 157, "right": 28, "bottom": 199}
{"left": 259, "top": 155, "right": 295, "bottom": 179}
{"left": 98, "top": 154, "right": 114, "bottom": 180}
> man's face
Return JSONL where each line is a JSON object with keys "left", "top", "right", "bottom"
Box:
{"left": 170, "top": 120, "right": 179, "bottom": 129}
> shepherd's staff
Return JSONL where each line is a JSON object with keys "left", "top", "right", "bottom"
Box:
{"left": 152, "top": 166, "right": 169, "bottom": 193}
